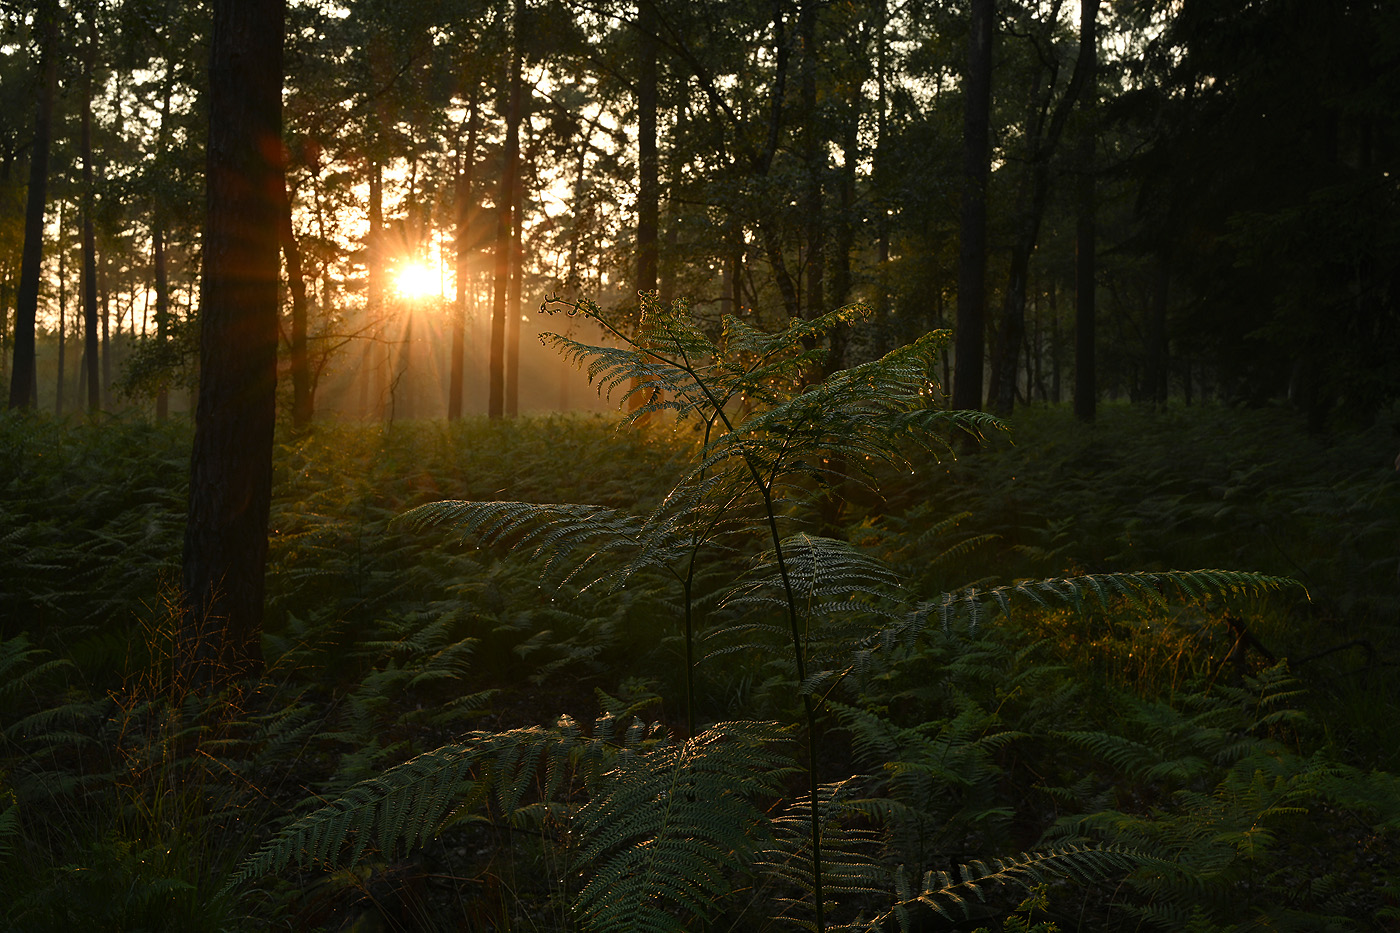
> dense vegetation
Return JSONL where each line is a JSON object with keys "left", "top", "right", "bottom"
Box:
{"left": 3, "top": 0, "right": 1399, "bottom": 929}
{"left": 3, "top": 376, "right": 1397, "bottom": 929}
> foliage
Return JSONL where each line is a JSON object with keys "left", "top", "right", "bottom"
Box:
{"left": 218, "top": 299, "right": 1312, "bottom": 933}
{"left": 3, "top": 327, "right": 1399, "bottom": 930}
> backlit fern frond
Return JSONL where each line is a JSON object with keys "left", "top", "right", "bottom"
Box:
{"left": 222, "top": 725, "right": 568, "bottom": 894}
{"left": 916, "top": 570, "right": 1302, "bottom": 635}
{"left": 724, "top": 534, "right": 903, "bottom": 613}
{"left": 754, "top": 778, "right": 890, "bottom": 930}
{"left": 572, "top": 720, "right": 792, "bottom": 933}
{"left": 868, "top": 844, "right": 1154, "bottom": 930}
{"left": 397, "top": 499, "right": 686, "bottom": 590}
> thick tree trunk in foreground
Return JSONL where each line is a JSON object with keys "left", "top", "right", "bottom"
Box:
{"left": 181, "top": 0, "right": 284, "bottom": 685}
{"left": 8, "top": 3, "right": 59, "bottom": 410}
{"left": 952, "top": 0, "right": 993, "bottom": 413}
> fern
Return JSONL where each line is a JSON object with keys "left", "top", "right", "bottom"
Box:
{"left": 224, "top": 724, "right": 568, "bottom": 892}
{"left": 572, "top": 720, "right": 791, "bottom": 933}
{"left": 913, "top": 569, "right": 1302, "bottom": 636}
{"left": 870, "top": 844, "right": 1155, "bottom": 929}
{"left": 753, "top": 778, "right": 890, "bottom": 931}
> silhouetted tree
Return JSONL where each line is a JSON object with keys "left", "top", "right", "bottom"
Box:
{"left": 180, "top": 0, "right": 285, "bottom": 683}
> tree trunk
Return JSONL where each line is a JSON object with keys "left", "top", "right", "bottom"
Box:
{"left": 153, "top": 59, "right": 175, "bottom": 421}
{"left": 448, "top": 83, "right": 480, "bottom": 421}
{"left": 506, "top": 168, "right": 524, "bottom": 418}
{"left": 636, "top": 0, "right": 659, "bottom": 298}
{"left": 181, "top": 0, "right": 284, "bottom": 685}
{"left": 798, "top": 0, "right": 824, "bottom": 324}
{"left": 989, "top": 0, "right": 1100, "bottom": 417}
{"left": 1073, "top": 0, "right": 1099, "bottom": 423}
{"left": 101, "top": 252, "right": 110, "bottom": 407}
{"left": 281, "top": 181, "right": 312, "bottom": 429}
{"left": 56, "top": 208, "right": 66, "bottom": 416}
{"left": 1144, "top": 251, "right": 1169, "bottom": 408}
{"left": 8, "top": 2, "right": 59, "bottom": 411}
{"left": 366, "top": 160, "right": 385, "bottom": 419}
{"left": 81, "top": 8, "right": 100, "bottom": 414}
{"left": 489, "top": 2, "right": 523, "bottom": 421}
{"left": 952, "top": 0, "right": 994, "bottom": 413}
{"left": 873, "top": 0, "right": 889, "bottom": 350}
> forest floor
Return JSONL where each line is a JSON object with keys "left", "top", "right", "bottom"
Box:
{"left": 1, "top": 402, "right": 1397, "bottom": 932}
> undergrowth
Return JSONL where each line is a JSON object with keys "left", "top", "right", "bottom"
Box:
{"left": 0, "top": 331, "right": 1396, "bottom": 930}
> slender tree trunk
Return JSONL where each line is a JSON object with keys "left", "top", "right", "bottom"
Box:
{"left": 281, "top": 181, "right": 312, "bottom": 428}
{"left": 100, "top": 242, "right": 110, "bottom": 406}
{"left": 1050, "top": 277, "right": 1061, "bottom": 403}
{"left": 449, "top": 84, "right": 480, "bottom": 421}
{"left": 505, "top": 170, "right": 524, "bottom": 418}
{"left": 1144, "top": 251, "right": 1169, "bottom": 407}
{"left": 56, "top": 210, "right": 66, "bottom": 416}
{"left": 798, "top": 0, "right": 824, "bottom": 324}
{"left": 367, "top": 160, "right": 385, "bottom": 419}
{"left": 489, "top": 3, "right": 523, "bottom": 421}
{"left": 8, "top": 2, "right": 59, "bottom": 410}
{"left": 153, "top": 60, "right": 175, "bottom": 421}
{"left": 637, "top": 0, "right": 659, "bottom": 298}
{"left": 990, "top": 0, "right": 1100, "bottom": 417}
{"left": 952, "top": 0, "right": 994, "bottom": 413}
{"left": 756, "top": 1, "right": 800, "bottom": 320}
{"left": 181, "top": 0, "right": 284, "bottom": 685}
{"left": 874, "top": 0, "right": 889, "bottom": 349}
{"left": 81, "top": 9, "right": 100, "bottom": 414}
{"left": 1073, "top": 0, "right": 1099, "bottom": 423}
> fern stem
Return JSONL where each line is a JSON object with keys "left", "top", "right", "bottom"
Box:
{"left": 682, "top": 574, "right": 696, "bottom": 738}
{"left": 755, "top": 479, "right": 825, "bottom": 933}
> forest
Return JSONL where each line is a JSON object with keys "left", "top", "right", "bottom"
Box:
{"left": 1, "top": 0, "right": 1399, "bottom": 930}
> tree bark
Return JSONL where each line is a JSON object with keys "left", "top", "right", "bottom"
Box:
{"left": 81, "top": 6, "right": 100, "bottom": 414}
{"left": 1144, "top": 251, "right": 1169, "bottom": 407}
{"left": 448, "top": 83, "right": 480, "bottom": 421}
{"left": 367, "top": 160, "right": 385, "bottom": 419}
{"left": 489, "top": 2, "right": 523, "bottom": 421}
{"left": 798, "top": 0, "right": 823, "bottom": 323}
{"left": 181, "top": 0, "right": 284, "bottom": 685}
{"left": 1073, "top": 0, "right": 1099, "bottom": 423}
{"left": 7, "top": 2, "right": 59, "bottom": 411}
{"left": 281, "top": 181, "right": 312, "bottom": 429}
{"left": 636, "top": 0, "right": 659, "bottom": 299}
{"left": 952, "top": 0, "right": 994, "bottom": 413}
{"left": 153, "top": 58, "right": 175, "bottom": 421}
{"left": 989, "top": 0, "right": 1100, "bottom": 417}
{"left": 506, "top": 164, "right": 524, "bottom": 418}
{"left": 56, "top": 206, "right": 66, "bottom": 415}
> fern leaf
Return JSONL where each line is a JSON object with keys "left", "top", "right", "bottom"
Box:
{"left": 918, "top": 570, "right": 1300, "bottom": 634}
{"left": 572, "top": 720, "right": 791, "bottom": 933}
{"left": 865, "top": 845, "right": 1156, "bottom": 928}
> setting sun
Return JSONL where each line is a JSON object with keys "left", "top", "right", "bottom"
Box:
{"left": 393, "top": 261, "right": 439, "bottom": 300}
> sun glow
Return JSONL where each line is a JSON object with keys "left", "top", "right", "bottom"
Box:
{"left": 393, "top": 261, "right": 439, "bottom": 300}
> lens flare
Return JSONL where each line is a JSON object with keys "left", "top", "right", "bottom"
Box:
{"left": 394, "top": 261, "right": 438, "bottom": 300}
